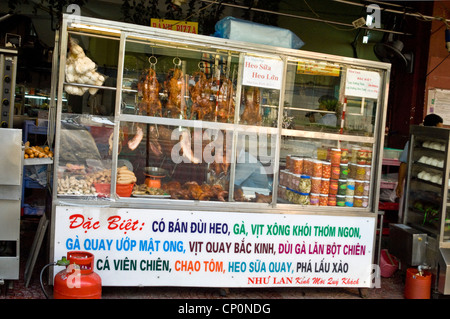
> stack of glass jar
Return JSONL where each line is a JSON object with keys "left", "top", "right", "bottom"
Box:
{"left": 278, "top": 147, "right": 371, "bottom": 208}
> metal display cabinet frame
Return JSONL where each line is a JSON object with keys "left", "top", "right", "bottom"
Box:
{"left": 0, "top": 128, "right": 23, "bottom": 283}
{"left": 0, "top": 48, "right": 17, "bottom": 128}
{"left": 402, "top": 125, "right": 450, "bottom": 294}
{"left": 48, "top": 14, "right": 391, "bottom": 287}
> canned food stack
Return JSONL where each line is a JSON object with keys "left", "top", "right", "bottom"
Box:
{"left": 279, "top": 147, "right": 371, "bottom": 208}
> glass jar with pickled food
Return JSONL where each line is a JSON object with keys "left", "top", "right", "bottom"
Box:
{"left": 299, "top": 175, "right": 312, "bottom": 193}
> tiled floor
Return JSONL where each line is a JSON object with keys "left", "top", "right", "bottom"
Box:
{"left": 1, "top": 218, "right": 406, "bottom": 299}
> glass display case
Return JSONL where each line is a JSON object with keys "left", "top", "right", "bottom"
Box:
{"left": 48, "top": 14, "right": 392, "bottom": 289}
{"left": 50, "top": 15, "right": 390, "bottom": 214}
{"left": 403, "top": 125, "right": 450, "bottom": 246}
{"left": 402, "top": 125, "right": 450, "bottom": 294}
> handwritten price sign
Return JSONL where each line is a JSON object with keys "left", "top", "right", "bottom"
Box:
{"left": 54, "top": 206, "right": 376, "bottom": 287}
{"left": 242, "top": 56, "right": 284, "bottom": 90}
{"left": 345, "top": 68, "right": 380, "bottom": 99}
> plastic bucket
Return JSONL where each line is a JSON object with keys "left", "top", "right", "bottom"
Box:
{"left": 116, "top": 183, "right": 134, "bottom": 197}
{"left": 94, "top": 183, "right": 111, "bottom": 197}
{"left": 404, "top": 268, "right": 432, "bottom": 299}
{"left": 380, "top": 249, "right": 398, "bottom": 278}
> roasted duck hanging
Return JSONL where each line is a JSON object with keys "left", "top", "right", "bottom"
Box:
{"left": 189, "top": 71, "right": 215, "bottom": 121}
{"left": 216, "top": 76, "right": 235, "bottom": 123}
{"left": 137, "top": 67, "right": 162, "bottom": 117}
{"left": 128, "top": 58, "right": 162, "bottom": 151}
{"left": 240, "top": 86, "right": 262, "bottom": 125}
{"left": 165, "top": 60, "right": 186, "bottom": 118}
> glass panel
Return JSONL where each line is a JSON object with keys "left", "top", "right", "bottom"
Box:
{"left": 118, "top": 122, "right": 233, "bottom": 201}
{"left": 283, "top": 59, "right": 341, "bottom": 132}
{"left": 239, "top": 86, "right": 280, "bottom": 127}
{"left": 63, "top": 34, "right": 119, "bottom": 115}
{"left": 407, "top": 134, "right": 444, "bottom": 234}
{"left": 446, "top": 199, "right": 450, "bottom": 242}
{"left": 278, "top": 137, "right": 373, "bottom": 208}
{"left": 24, "top": 92, "right": 67, "bottom": 117}
{"left": 63, "top": 87, "right": 117, "bottom": 115}
{"left": 57, "top": 114, "right": 114, "bottom": 199}
{"left": 233, "top": 130, "right": 276, "bottom": 202}
{"left": 282, "top": 58, "right": 381, "bottom": 137}
{"left": 343, "top": 97, "right": 377, "bottom": 136}
{"left": 123, "top": 37, "right": 239, "bottom": 122}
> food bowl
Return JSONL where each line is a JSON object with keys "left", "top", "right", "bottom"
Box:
{"left": 144, "top": 167, "right": 167, "bottom": 177}
{"left": 116, "top": 183, "right": 134, "bottom": 197}
{"left": 94, "top": 183, "right": 111, "bottom": 197}
{"left": 144, "top": 167, "right": 168, "bottom": 189}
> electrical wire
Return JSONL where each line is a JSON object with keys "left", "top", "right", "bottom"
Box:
{"left": 425, "top": 52, "right": 450, "bottom": 78}
{"left": 302, "top": 0, "right": 357, "bottom": 32}
{"left": 200, "top": 0, "right": 408, "bottom": 35}
{"left": 39, "top": 262, "right": 56, "bottom": 299}
{"left": 171, "top": 1, "right": 217, "bottom": 27}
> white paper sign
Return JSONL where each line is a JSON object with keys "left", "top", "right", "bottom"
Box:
{"left": 345, "top": 69, "right": 380, "bottom": 99}
{"left": 54, "top": 206, "right": 377, "bottom": 288}
{"left": 428, "top": 88, "right": 450, "bottom": 125}
{"left": 242, "top": 56, "right": 284, "bottom": 90}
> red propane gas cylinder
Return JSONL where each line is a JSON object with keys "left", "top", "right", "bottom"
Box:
{"left": 53, "top": 251, "right": 102, "bottom": 299}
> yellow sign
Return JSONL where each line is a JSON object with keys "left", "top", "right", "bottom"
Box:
{"left": 297, "top": 59, "right": 341, "bottom": 77}
{"left": 151, "top": 19, "right": 198, "bottom": 34}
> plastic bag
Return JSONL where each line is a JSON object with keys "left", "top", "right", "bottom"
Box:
{"left": 214, "top": 16, "right": 304, "bottom": 49}
{"left": 59, "top": 115, "right": 106, "bottom": 163}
